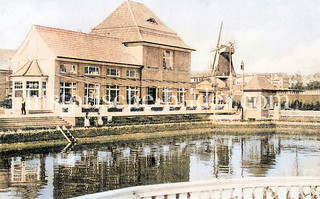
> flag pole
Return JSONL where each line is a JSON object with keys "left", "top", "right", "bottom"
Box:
{"left": 241, "top": 61, "right": 244, "bottom": 122}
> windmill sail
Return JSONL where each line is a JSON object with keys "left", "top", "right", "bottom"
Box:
{"left": 211, "top": 22, "right": 223, "bottom": 73}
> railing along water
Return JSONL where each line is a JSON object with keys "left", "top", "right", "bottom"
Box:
{"left": 281, "top": 110, "right": 320, "bottom": 117}
{"left": 72, "top": 177, "right": 320, "bottom": 199}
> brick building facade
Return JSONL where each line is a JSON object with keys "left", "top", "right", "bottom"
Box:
{"left": 10, "top": 1, "right": 194, "bottom": 112}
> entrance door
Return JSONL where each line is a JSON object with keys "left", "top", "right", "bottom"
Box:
{"left": 147, "top": 87, "right": 156, "bottom": 104}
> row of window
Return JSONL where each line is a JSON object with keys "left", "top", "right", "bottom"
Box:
{"left": 14, "top": 81, "right": 46, "bottom": 97}
{"left": 60, "top": 49, "right": 174, "bottom": 75}
{"left": 60, "top": 64, "right": 138, "bottom": 78}
{"left": 60, "top": 83, "right": 139, "bottom": 105}
{"left": 59, "top": 82, "right": 185, "bottom": 105}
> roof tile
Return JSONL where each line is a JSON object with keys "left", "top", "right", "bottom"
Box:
{"left": 92, "top": 1, "right": 192, "bottom": 50}
{"left": 34, "top": 25, "right": 140, "bottom": 65}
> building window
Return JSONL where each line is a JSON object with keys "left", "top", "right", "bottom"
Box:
{"left": 163, "top": 50, "right": 173, "bottom": 69}
{"left": 70, "top": 65, "right": 77, "bottom": 74}
{"left": 85, "top": 66, "right": 100, "bottom": 75}
{"left": 162, "top": 88, "right": 172, "bottom": 103}
{"left": 106, "top": 85, "right": 120, "bottom": 103}
{"left": 60, "top": 65, "right": 66, "bottom": 73}
{"left": 26, "top": 81, "right": 39, "bottom": 97}
{"left": 107, "top": 68, "right": 119, "bottom": 77}
{"left": 177, "top": 88, "right": 186, "bottom": 104}
{"left": 126, "top": 70, "right": 137, "bottom": 78}
{"left": 14, "top": 81, "right": 23, "bottom": 97}
{"left": 60, "top": 82, "right": 77, "bottom": 103}
{"left": 126, "top": 86, "right": 138, "bottom": 104}
{"left": 42, "top": 82, "right": 47, "bottom": 97}
{"left": 84, "top": 83, "right": 99, "bottom": 105}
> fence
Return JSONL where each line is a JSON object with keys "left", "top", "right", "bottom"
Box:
{"left": 72, "top": 177, "right": 320, "bottom": 199}
{"left": 281, "top": 110, "right": 320, "bottom": 117}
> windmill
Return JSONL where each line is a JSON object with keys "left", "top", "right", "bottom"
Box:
{"left": 210, "top": 22, "right": 236, "bottom": 92}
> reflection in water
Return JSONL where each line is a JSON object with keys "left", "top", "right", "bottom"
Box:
{"left": 1, "top": 134, "right": 320, "bottom": 198}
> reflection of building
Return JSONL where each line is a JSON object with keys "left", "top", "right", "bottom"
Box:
{"left": 241, "top": 137, "right": 280, "bottom": 176}
{"left": 10, "top": 157, "right": 40, "bottom": 183}
{"left": 10, "top": 1, "right": 194, "bottom": 113}
{"left": 189, "top": 138, "right": 233, "bottom": 181}
{"left": 53, "top": 144, "right": 189, "bottom": 198}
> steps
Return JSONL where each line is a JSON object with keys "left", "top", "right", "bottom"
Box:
{"left": 28, "top": 110, "right": 53, "bottom": 114}
{"left": 57, "top": 125, "right": 77, "bottom": 143}
{"left": 0, "top": 116, "right": 70, "bottom": 131}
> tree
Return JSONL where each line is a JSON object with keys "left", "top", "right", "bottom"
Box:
{"left": 290, "top": 81, "right": 304, "bottom": 90}
{"left": 306, "top": 81, "right": 320, "bottom": 90}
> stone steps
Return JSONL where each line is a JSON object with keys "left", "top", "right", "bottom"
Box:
{"left": 0, "top": 116, "right": 70, "bottom": 131}
{"left": 28, "top": 110, "right": 53, "bottom": 114}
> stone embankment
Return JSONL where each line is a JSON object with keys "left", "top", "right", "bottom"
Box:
{"left": 1, "top": 117, "right": 320, "bottom": 152}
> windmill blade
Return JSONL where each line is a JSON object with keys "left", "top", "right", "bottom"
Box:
{"left": 211, "top": 45, "right": 224, "bottom": 52}
{"left": 211, "top": 21, "right": 223, "bottom": 74}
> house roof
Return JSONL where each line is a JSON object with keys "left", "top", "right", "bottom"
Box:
{"left": 0, "top": 49, "right": 16, "bottom": 70}
{"left": 11, "top": 60, "right": 47, "bottom": 77}
{"left": 244, "top": 76, "right": 277, "bottom": 91}
{"left": 92, "top": 1, "right": 193, "bottom": 50}
{"left": 191, "top": 71, "right": 211, "bottom": 78}
{"left": 34, "top": 25, "right": 141, "bottom": 66}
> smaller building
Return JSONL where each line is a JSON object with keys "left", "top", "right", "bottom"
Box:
{"left": 243, "top": 76, "right": 278, "bottom": 120}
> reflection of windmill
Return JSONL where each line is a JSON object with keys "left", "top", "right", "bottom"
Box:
{"left": 211, "top": 22, "right": 236, "bottom": 90}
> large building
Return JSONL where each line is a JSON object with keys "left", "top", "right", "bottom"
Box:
{"left": 10, "top": 1, "right": 194, "bottom": 113}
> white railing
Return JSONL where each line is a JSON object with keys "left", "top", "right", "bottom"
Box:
{"left": 72, "top": 177, "right": 320, "bottom": 199}
{"left": 277, "top": 90, "right": 320, "bottom": 95}
{"left": 281, "top": 110, "right": 320, "bottom": 117}
{"left": 56, "top": 104, "right": 236, "bottom": 117}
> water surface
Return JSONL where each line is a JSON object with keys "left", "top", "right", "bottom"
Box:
{"left": 1, "top": 132, "right": 320, "bottom": 198}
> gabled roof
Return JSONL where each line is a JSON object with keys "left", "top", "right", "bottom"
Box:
{"left": 92, "top": 1, "right": 193, "bottom": 50}
{"left": 34, "top": 25, "right": 141, "bottom": 66}
{"left": 244, "top": 76, "right": 277, "bottom": 91}
{"left": 11, "top": 60, "right": 47, "bottom": 77}
{"left": 0, "top": 49, "right": 16, "bottom": 70}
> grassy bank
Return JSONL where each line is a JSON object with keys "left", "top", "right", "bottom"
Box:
{"left": 1, "top": 121, "right": 320, "bottom": 152}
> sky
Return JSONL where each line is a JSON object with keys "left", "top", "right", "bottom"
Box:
{"left": 0, "top": 0, "right": 319, "bottom": 75}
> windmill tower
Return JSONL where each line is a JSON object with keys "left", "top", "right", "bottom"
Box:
{"left": 211, "top": 22, "right": 236, "bottom": 92}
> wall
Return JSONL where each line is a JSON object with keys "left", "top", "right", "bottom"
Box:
{"left": 10, "top": 27, "right": 56, "bottom": 112}
{"left": 0, "top": 70, "right": 11, "bottom": 101}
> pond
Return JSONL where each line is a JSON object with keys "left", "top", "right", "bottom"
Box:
{"left": 1, "top": 132, "right": 320, "bottom": 198}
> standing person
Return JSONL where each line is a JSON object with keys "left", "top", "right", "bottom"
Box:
{"left": 97, "top": 112, "right": 103, "bottom": 126}
{"left": 84, "top": 111, "right": 90, "bottom": 128}
{"left": 21, "top": 97, "right": 26, "bottom": 115}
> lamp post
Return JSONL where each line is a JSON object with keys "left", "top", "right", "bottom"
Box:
{"left": 241, "top": 61, "right": 244, "bottom": 122}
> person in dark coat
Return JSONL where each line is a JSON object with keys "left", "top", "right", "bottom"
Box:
{"left": 21, "top": 97, "right": 26, "bottom": 115}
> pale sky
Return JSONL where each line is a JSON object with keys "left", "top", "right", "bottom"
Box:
{"left": 1, "top": 0, "right": 319, "bottom": 74}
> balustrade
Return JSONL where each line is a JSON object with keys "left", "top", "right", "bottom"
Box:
{"left": 72, "top": 177, "right": 320, "bottom": 199}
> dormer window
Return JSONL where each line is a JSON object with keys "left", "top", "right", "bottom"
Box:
{"left": 71, "top": 65, "right": 77, "bottom": 74}
{"left": 147, "top": 18, "right": 157, "bottom": 24}
{"left": 60, "top": 65, "right": 66, "bottom": 73}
